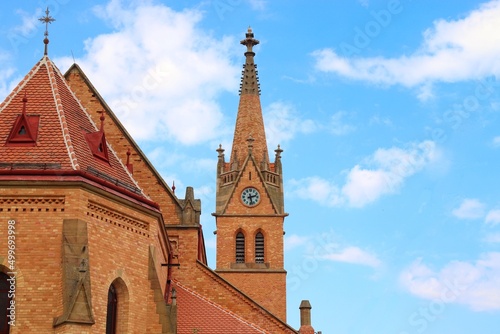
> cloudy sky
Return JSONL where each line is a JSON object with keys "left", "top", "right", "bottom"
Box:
{"left": 2, "top": 0, "right": 500, "bottom": 333}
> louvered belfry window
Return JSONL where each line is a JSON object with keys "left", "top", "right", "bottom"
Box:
{"left": 236, "top": 232, "right": 245, "bottom": 263}
{"left": 255, "top": 232, "right": 264, "bottom": 263}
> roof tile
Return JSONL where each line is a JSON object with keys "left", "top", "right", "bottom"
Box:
{"left": 0, "top": 56, "right": 145, "bottom": 197}
{"left": 176, "top": 281, "right": 269, "bottom": 334}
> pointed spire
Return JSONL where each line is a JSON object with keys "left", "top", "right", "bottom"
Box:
{"left": 239, "top": 27, "right": 261, "bottom": 96}
{"left": 274, "top": 145, "right": 283, "bottom": 174}
{"left": 230, "top": 28, "right": 268, "bottom": 165}
{"left": 39, "top": 7, "right": 55, "bottom": 56}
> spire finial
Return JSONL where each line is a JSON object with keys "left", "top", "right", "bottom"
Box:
{"left": 39, "top": 7, "right": 55, "bottom": 56}
{"left": 99, "top": 113, "right": 105, "bottom": 132}
{"left": 216, "top": 144, "right": 225, "bottom": 157}
{"left": 240, "top": 26, "right": 259, "bottom": 54}
{"left": 275, "top": 144, "right": 283, "bottom": 158}
{"left": 239, "top": 27, "right": 261, "bottom": 96}
{"left": 22, "top": 92, "right": 28, "bottom": 114}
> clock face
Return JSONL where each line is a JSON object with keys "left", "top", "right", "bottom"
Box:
{"left": 241, "top": 187, "right": 260, "bottom": 207}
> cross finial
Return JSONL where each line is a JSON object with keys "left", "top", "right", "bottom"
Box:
{"left": 38, "top": 7, "right": 55, "bottom": 56}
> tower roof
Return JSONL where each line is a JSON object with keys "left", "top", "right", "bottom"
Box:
{"left": 0, "top": 55, "right": 145, "bottom": 198}
{"left": 230, "top": 27, "right": 268, "bottom": 164}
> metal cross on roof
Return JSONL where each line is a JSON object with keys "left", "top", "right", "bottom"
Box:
{"left": 38, "top": 7, "right": 55, "bottom": 55}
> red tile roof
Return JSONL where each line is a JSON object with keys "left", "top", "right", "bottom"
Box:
{"left": 0, "top": 56, "right": 144, "bottom": 197}
{"left": 175, "top": 281, "right": 269, "bottom": 334}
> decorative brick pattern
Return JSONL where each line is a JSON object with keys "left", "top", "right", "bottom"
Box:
{"left": 87, "top": 201, "right": 149, "bottom": 236}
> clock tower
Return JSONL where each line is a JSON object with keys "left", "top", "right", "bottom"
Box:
{"left": 214, "top": 28, "right": 288, "bottom": 321}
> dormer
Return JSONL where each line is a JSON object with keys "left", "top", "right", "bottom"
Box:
{"left": 5, "top": 94, "right": 40, "bottom": 146}
{"left": 85, "top": 114, "right": 109, "bottom": 162}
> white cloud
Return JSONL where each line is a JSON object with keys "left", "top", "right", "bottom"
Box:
{"left": 322, "top": 246, "right": 381, "bottom": 268}
{"left": 289, "top": 140, "right": 439, "bottom": 208}
{"left": 9, "top": 8, "right": 42, "bottom": 39}
{"left": 416, "top": 82, "right": 435, "bottom": 102}
{"left": 313, "top": 1, "right": 500, "bottom": 90}
{"left": 0, "top": 63, "right": 15, "bottom": 100}
{"left": 247, "top": 0, "right": 266, "bottom": 11}
{"left": 493, "top": 136, "right": 500, "bottom": 147}
{"left": 264, "top": 101, "right": 317, "bottom": 148}
{"left": 330, "top": 111, "right": 355, "bottom": 135}
{"left": 284, "top": 234, "right": 309, "bottom": 251}
{"left": 55, "top": 0, "right": 239, "bottom": 145}
{"left": 400, "top": 253, "right": 500, "bottom": 311}
{"left": 485, "top": 209, "right": 500, "bottom": 226}
{"left": 452, "top": 199, "right": 486, "bottom": 220}
{"left": 369, "top": 115, "right": 393, "bottom": 127}
{"left": 287, "top": 230, "right": 381, "bottom": 268}
{"left": 342, "top": 140, "right": 438, "bottom": 207}
{"left": 483, "top": 233, "right": 500, "bottom": 243}
{"left": 357, "top": 0, "right": 369, "bottom": 8}
{"left": 288, "top": 176, "right": 343, "bottom": 207}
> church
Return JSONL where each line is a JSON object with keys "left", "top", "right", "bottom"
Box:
{"left": 0, "top": 11, "right": 317, "bottom": 334}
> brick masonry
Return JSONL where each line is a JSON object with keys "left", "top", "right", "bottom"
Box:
{"left": 0, "top": 184, "right": 169, "bottom": 333}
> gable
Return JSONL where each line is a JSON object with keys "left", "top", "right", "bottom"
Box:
{"left": 63, "top": 64, "right": 186, "bottom": 221}
{"left": 223, "top": 155, "right": 278, "bottom": 215}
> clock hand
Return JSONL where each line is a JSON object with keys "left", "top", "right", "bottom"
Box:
{"left": 248, "top": 194, "right": 256, "bottom": 204}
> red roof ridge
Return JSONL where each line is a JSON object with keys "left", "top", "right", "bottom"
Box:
{"left": 44, "top": 56, "right": 79, "bottom": 170}
{"left": 175, "top": 280, "right": 269, "bottom": 334}
{"left": 46, "top": 56, "right": 145, "bottom": 195}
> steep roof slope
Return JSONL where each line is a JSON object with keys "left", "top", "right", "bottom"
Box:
{"left": 176, "top": 281, "right": 269, "bottom": 334}
{"left": 63, "top": 63, "right": 190, "bottom": 225}
{"left": 0, "top": 55, "right": 143, "bottom": 196}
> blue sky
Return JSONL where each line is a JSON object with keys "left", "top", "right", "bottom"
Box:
{"left": 2, "top": 0, "right": 500, "bottom": 333}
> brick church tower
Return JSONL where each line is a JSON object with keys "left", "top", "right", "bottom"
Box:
{"left": 214, "top": 28, "right": 288, "bottom": 321}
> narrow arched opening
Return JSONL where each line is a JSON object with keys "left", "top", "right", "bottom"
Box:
{"left": 235, "top": 232, "right": 245, "bottom": 263}
{"left": 0, "top": 272, "right": 11, "bottom": 334}
{"left": 105, "top": 278, "right": 129, "bottom": 333}
{"left": 106, "top": 284, "right": 118, "bottom": 334}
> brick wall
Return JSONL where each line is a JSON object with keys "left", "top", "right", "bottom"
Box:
{"left": 0, "top": 183, "right": 169, "bottom": 333}
{"left": 215, "top": 154, "right": 288, "bottom": 320}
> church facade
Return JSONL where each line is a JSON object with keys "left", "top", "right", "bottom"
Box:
{"left": 0, "top": 22, "right": 316, "bottom": 334}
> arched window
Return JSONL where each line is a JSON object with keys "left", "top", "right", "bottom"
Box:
{"left": 235, "top": 232, "right": 245, "bottom": 263}
{"left": 0, "top": 272, "right": 11, "bottom": 334}
{"left": 106, "top": 284, "right": 118, "bottom": 334}
{"left": 255, "top": 232, "right": 264, "bottom": 263}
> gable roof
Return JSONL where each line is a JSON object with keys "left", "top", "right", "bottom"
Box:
{"left": 0, "top": 55, "right": 145, "bottom": 198}
{"left": 175, "top": 281, "right": 268, "bottom": 334}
